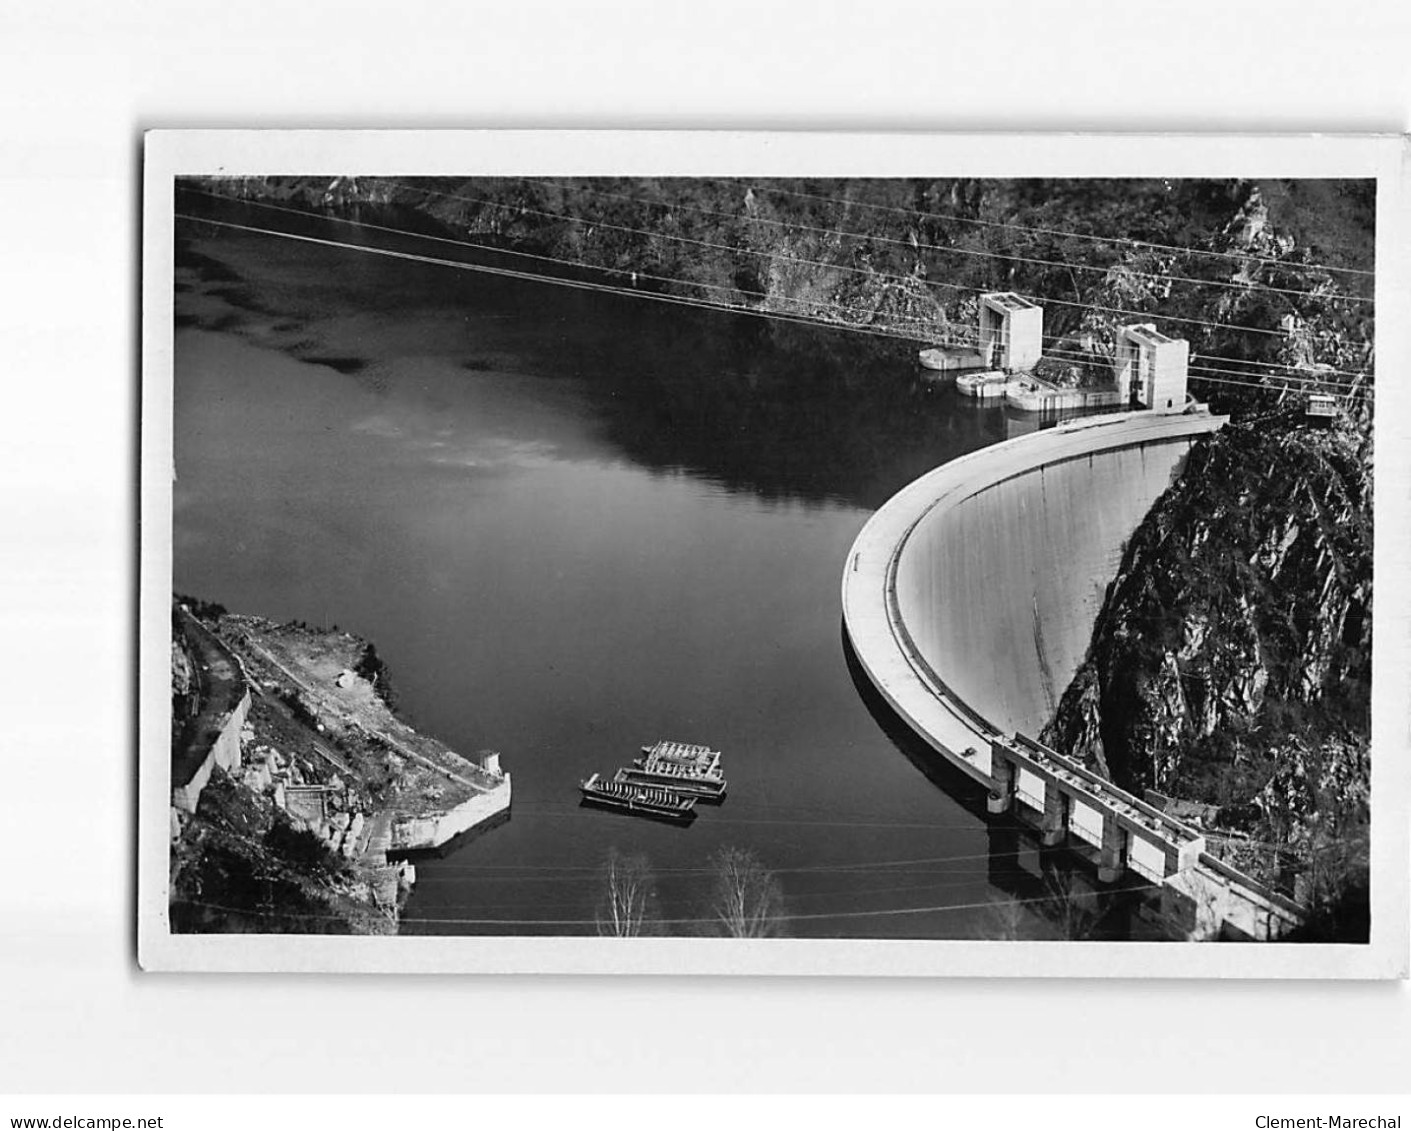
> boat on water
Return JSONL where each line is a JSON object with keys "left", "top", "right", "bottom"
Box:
{"left": 580, "top": 772, "right": 698, "bottom": 824}
{"left": 637, "top": 740, "right": 721, "bottom": 770}
{"left": 955, "top": 370, "right": 1012, "bottom": 398}
{"left": 617, "top": 764, "right": 727, "bottom": 802}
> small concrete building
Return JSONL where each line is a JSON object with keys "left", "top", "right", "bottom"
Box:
{"left": 1115, "top": 323, "right": 1189, "bottom": 412}
{"left": 979, "top": 292, "right": 1044, "bottom": 372}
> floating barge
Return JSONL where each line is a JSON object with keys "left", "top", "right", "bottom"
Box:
{"left": 618, "top": 764, "right": 727, "bottom": 803}
{"left": 580, "top": 772, "right": 697, "bottom": 825}
{"left": 637, "top": 740, "right": 721, "bottom": 771}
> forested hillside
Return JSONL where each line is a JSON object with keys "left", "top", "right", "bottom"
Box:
{"left": 186, "top": 175, "right": 1374, "bottom": 418}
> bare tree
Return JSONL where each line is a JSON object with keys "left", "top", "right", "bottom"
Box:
{"left": 975, "top": 872, "right": 1096, "bottom": 941}
{"left": 975, "top": 895, "right": 1030, "bottom": 941}
{"left": 1039, "top": 868, "right": 1101, "bottom": 941}
{"left": 595, "top": 849, "right": 659, "bottom": 938}
{"left": 708, "top": 846, "right": 787, "bottom": 938}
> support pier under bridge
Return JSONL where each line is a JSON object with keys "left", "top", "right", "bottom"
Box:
{"left": 841, "top": 408, "right": 1305, "bottom": 941}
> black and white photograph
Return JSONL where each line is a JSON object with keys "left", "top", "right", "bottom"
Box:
{"left": 138, "top": 131, "right": 1408, "bottom": 976}
{"left": 9, "top": 0, "right": 1411, "bottom": 1110}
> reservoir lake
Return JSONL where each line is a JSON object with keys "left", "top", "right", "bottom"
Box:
{"left": 172, "top": 203, "right": 1127, "bottom": 940}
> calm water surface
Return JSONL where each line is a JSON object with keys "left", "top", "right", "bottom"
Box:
{"left": 172, "top": 202, "right": 1116, "bottom": 939}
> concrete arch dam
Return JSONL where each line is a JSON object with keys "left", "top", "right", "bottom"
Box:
{"left": 843, "top": 410, "right": 1305, "bottom": 940}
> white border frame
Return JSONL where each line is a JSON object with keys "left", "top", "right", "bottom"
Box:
{"left": 139, "top": 129, "right": 1410, "bottom": 977}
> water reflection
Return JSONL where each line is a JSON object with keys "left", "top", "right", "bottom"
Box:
{"left": 842, "top": 621, "right": 1153, "bottom": 941}
{"left": 176, "top": 195, "right": 1014, "bottom": 511}
{"left": 172, "top": 200, "right": 1137, "bottom": 940}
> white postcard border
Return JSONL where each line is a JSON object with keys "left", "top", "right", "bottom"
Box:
{"left": 139, "top": 129, "right": 1410, "bottom": 977}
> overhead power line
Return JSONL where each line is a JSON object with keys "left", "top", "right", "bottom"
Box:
{"left": 177, "top": 212, "right": 940, "bottom": 344}
{"left": 355, "top": 179, "right": 1365, "bottom": 341}
{"left": 179, "top": 189, "right": 962, "bottom": 336}
{"left": 180, "top": 186, "right": 1375, "bottom": 383}
{"left": 403, "top": 844, "right": 1036, "bottom": 877}
{"left": 177, "top": 191, "right": 1374, "bottom": 390}
{"left": 403, "top": 875, "right": 1031, "bottom": 912}
{"left": 175, "top": 211, "right": 1371, "bottom": 402}
{"left": 503, "top": 176, "right": 1372, "bottom": 306}
{"left": 173, "top": 880, "right": 1164, "bottom": 928}
{"left": 700, "top": 176, "right": 1376, "bottom": 279}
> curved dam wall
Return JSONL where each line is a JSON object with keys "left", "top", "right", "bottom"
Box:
{"left": 838, "top": 409, "right": 1321, "bottom": 942}
{"left": 894, "top": 420, "right": 1219, "bottom": 738}
{"left": 845, "top": 410, "right": 1227, "bottom": 772}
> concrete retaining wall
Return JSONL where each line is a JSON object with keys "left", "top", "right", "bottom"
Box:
{"left": 392, "top": 774, "right": 513, "bottom": 852}
{"left": 1160, "top": 854, "right": 1304, "bottom": 941}
{"left": 171, "top": 688, "right": 251, "bottom": 814}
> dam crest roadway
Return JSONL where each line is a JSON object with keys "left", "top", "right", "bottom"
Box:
{"left": 841, "top": 407, "right": 1305, "bottom": 941}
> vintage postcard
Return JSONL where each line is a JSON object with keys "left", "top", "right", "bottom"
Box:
{"left": 138, "top": 130, "right": 1409, "bottom": 976}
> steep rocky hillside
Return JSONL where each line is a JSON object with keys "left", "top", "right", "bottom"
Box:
{"left": 182, "top": 175, "right": 1374, "bottom": 417}
{"left": 169, "top": 605, "right": 460, "bottom": 935}
{"left": 1041, "top": 413, "right": 1371, "bottom": 932}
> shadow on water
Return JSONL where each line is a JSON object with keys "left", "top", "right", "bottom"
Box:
{"left": 572, "top": 317, "right": 1014, "bottom": 510}
{"left": 840, "top": 620, "right": 1157, "bottom": 941}
{"left": 175, "top": 191, "right": 1012, "bottom": 512}
{"left": 840, "top": 619, "right": 992, "bottom": 813}
{"left": 388, "top": 809, "right": 512, "bottom": 863}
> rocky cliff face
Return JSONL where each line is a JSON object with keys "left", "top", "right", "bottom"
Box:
{"left": 1044, "top": 416, "right": 1370, "bottom": 791}
{"left": 1041, "top": 414, "right": 1371, "bottom": 918}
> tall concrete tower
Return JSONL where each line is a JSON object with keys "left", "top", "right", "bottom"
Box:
{"left": 1115, "top": 324, "right": 1190, "bottom": 412}
{"left": 979, "top": 292, "right": 1044, "bottom": 372}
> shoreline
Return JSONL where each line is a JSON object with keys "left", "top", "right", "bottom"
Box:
{"left": 169, "top": 602, "right": 511, "bottom": 934}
